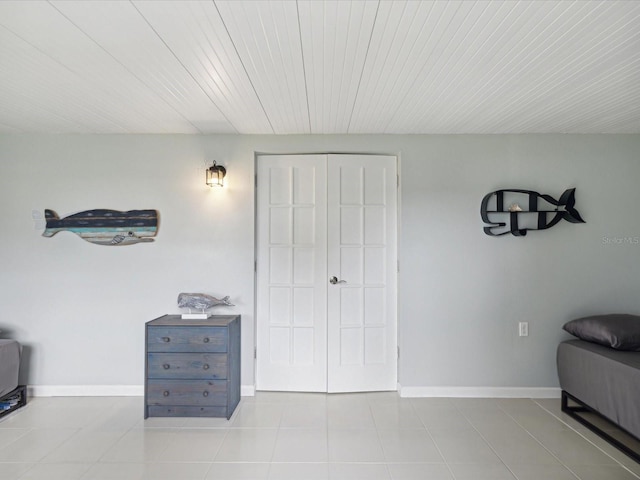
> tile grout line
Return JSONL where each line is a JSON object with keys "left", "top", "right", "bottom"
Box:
{"left": 368, "top": 397, "right": 393, "bottom": 480}
{"left": 531, "top": 398, "right": 640, "bottom": 480}
{"left": 203, "top": 416, "right": 231, "bottom": 477}
{"left": 265, "top": 402, "right": 283, "bottom": 479}
{"left": 492, "top": 400, "right": 581, "bottom": 480}
{"left": 450, "top": 399, "right": 523, "bottom": 480}
{"left": 326, "top": 396, "right": 330, "bottom": 479}
{"left": 409, "top": 397, "right": 459, "bottom": 480}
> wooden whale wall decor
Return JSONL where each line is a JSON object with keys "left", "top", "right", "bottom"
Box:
{"left": 42, "top": 209, "right": 159, "bottom": 245}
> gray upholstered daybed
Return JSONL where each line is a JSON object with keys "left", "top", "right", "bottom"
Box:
{"left": 557, "top": 314, "right": 640, "bottom": 462}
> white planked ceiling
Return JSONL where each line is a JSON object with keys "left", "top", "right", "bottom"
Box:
{"left": 0, "top": 0, "right": 639, "bottom": 134}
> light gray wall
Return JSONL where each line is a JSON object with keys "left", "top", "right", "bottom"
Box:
{"left": 0, "top": 134, "right": 638, "bottom": 391}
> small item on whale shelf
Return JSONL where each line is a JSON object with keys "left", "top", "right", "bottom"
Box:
{"left": 508, "top": 203, "right": 522, "bottom": 212}
{"left": 177, "top": 293, "right": 234, "bottom": 319}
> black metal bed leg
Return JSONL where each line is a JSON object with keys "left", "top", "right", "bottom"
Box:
{"left": 560, "top": 390, "right": 640, "bottom": 464}
{"left": 0, "top": 385, "right": 27, "bottom": 419}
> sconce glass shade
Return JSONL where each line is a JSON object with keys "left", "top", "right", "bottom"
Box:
{"left": 206, "top": 161, "right": 226, "bottom": 187}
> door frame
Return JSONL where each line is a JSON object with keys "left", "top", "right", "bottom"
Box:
{"left": 253, "top": 152, "right": 401, "bottom": 392}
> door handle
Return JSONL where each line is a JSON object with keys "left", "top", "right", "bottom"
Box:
{"left": 330, "top": 276, "right": 346, "bottom": 285}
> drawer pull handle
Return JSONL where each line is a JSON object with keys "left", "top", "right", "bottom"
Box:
{"left": 163, "top": 364, "right": 170, "bottom": 370}
{"left": 203, "top": 364, "right": 210, "bottom": 370}
{"left": 203, "top": 391, "right": 209, "bottom": 397}
{"left": 163, "top": 390, "right": 170, "bottom": 397}
{"left": 203, "top": 337, "right": 210, "bottom": 343}
{"left": 162, "top": 337, "right": 171, "bottom": 343}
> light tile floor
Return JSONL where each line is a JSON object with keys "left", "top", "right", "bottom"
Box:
{"left": 0, "top": 393, "right": 639, "bottom": 479}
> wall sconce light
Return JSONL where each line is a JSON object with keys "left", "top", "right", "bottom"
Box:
{"left": 206, "top": 161, "right": 226, "bottom": 187}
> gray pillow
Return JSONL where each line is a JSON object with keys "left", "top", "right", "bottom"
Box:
{"left": 563, "top": 314, "right": 640, "bottom": 351}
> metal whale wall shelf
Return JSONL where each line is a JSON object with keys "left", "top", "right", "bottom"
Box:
{"left": 480, "top": 188, "right": 585, "bottom": 237}
{"left": 43, "top": 209, "right": 159, "bottom": 245}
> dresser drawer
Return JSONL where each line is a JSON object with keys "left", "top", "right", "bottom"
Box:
{"left": 147, "top": 353, "right": 227, "bottom": 379}
{"left": 147, "top": 327, "right": 227, "bottom": 353}
{"left": 147, "top": 405, "right": 229, "bottom": 418}
{"left": 147, "top": 379, "right": 227, "bottom": 407}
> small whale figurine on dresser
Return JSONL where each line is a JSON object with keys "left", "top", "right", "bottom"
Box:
{"left": 178, "top": 292, "right": 234, "bottom": 313}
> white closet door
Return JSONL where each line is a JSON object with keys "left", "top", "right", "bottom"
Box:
{"left": 327, "top": 154, "right": 398, "bottom": 392}
{"left": 256, "top": 155, "right": 328, "bottom": 391}
{"left": 256, "top": 154, "right": 397, "bottom": 393}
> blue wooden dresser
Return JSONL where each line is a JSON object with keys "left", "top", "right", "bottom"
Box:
{"left": 144, "top": 314, "right": 241, "bottom": 419}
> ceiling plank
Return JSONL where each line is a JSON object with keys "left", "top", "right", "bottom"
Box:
{"left": 51, "top": 0, "right": 236, "bottom": 134}
{"left": 132, "top": 0, "right": 273, "bottom": 134}
{"left": 0, "top": 1, "right": 204, "bottom": 133}
{"left": 0, "top": 19, "right": 129, "bottom": 133}
{"left": 216, "top": 0, "right": 309, "bottom": 134}
{"left": 298, "top": 0, "right": 378, "bottom": 133}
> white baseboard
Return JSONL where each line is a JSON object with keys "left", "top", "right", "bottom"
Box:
{"left": 26, "top": 384, "right": 558, "bottom": 399}
{"left": 28, "top": 384, "right": 258, "bottom": 397}
{"left": 241, "top": 384, "right": 256, "bottom": 396}
{"left": 28, "top": 385, "right": 144, "bottom": 397}
{"left": 399, "top": 385, "right": 561, "bottom": 399}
